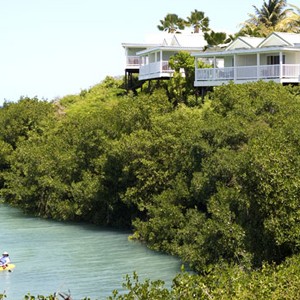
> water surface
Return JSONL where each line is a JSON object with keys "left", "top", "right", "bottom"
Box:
{"left": 0, "top": 204, "right": 181, "bottom": 299}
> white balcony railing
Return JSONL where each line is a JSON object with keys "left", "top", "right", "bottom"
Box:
{"left": 139, "top": 60, "right": 174, "bottom": 77}
{"left": 126, "top": 56, "right": 141, "bottom": 68}
{"left": 195, "top": 64, "right": 300, "bottom": 82}
{"left": 282, "top": 64, "right": 300, "bottom": 78}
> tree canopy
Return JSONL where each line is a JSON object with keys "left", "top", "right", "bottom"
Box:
{"left": 2, "top": 80, "right": 300, "bottom": 299}
{"left": 157, "top": 2, "right": 300, "bottom": 41}
{"left": 185, "top": 9, "right": 210, "bottom": 33}
{"left": 239, "top": 0, "right": 300, "bottom": 36}
{"left": 1, "top": 80, "right": 300, "bottom": 274}
{"left": 157, "top": 13, "right": 185, "bottom": 33}
{"left": 157, "top": 10, "right": 231, "bottom": 46}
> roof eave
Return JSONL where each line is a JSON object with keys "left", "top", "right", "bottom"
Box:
{"left": 137, "top": 46, "right": 204, "bottom": 55}
{"left": 122, "top": 42, "right": 161, "bottom": 48}
{"left": 192, "top": 46, "right": 300, "bottom": 57}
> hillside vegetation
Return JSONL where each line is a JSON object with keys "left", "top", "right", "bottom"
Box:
{"left": 1, "top": 78, "right": 300, "bottom": 298}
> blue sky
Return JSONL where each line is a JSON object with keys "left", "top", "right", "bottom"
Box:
{"left": 0, "top": 0, "right": 263, "bottom": 105}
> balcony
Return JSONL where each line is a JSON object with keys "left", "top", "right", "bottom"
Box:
{"left": 139, "top": 61, "right": 174, "bottom": 80}
{"left": 195, "top": 64, "right": 300, "bottom": 86}
{"left": 125, "top": 56, "right": 141, "bottom": 69}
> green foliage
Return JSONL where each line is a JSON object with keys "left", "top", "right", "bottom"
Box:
{"left": 2, "top": 79, "right": 300, "bottom": 296}
{"left": 167, "top": 51, "right": 195, "bottom": 106}
{"left": 1, "top": 111, "right": 111, "bottom": 222}
{"left": 239, "top": 0, "right": 300, "bottom": 36}
{"left": 0, "top": 140, "right": 13, "bottom": 188}
{"left": 157, "top": 13, "right": 185, "bottom": 33}
{"left": 204, "top": 30, "right": 231, "bottom": 47}
{"left": 109, "top": 253, "right": 300, "bottom": 299}
{"left": 119, "top": 104, "right": 204, "bottom": 211}
{"left": 167, "top": 51, "right": 212, "bottom": 106}
{"left": 192, "top": 81, "right": 300, "bottom": 268}
{"left": 127, "top": 81, "right": 300, "bottom": 272}
{"left": 8, "top": 253, "right": 300, "bottom": 299}
{"left": 23, "top": 294, "right": 56, "bottom": 299}
{"left": 185, "top": 10, "right": 209, "bottom": 33}
{"left": 0, "top": 97, "right": 55, "bottom": 191}
{"left": 0, "top": 84, "right": 174, "bottom": 227}
{"left": 0, "top": 97, "right": 54, "bottom": 148}
{"left": 108, "top": 272, "right": 170, "bottom": 300}
{"left": 59, "top": 76, "right": 125, "bottom": 114}
{"left": 157, "top": 10, "right": 232, "bottom": 48}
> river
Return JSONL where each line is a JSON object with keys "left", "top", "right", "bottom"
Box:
{"left": 0, "top": 204, "right": 182, "bottom": 299}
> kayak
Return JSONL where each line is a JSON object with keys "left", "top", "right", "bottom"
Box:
{"left": 0, "top": 264, "right": 15, "bottom": 271}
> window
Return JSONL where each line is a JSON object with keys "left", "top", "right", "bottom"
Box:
{"left": 267, "top": 55, "right": 285, "bottom": 65}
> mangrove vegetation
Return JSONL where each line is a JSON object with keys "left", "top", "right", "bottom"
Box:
{"left": 1, "top": 77, "right": 300, "bottom": 298}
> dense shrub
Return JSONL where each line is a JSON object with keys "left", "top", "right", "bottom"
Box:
{"left": 1, "top": 81, "right": 300, "bottom": 295}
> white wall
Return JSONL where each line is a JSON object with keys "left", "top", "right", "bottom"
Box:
{"left": 224, "top": 56, "right": 233, "bottom": 67}
{"left": 127, "top": 47, "right": 145, "bottom": 56}
{"left": 237, "top": 54, "right": 257, "bottom": 66}
{"left": 285, "top": 52, "right": 300, "bottom": 64}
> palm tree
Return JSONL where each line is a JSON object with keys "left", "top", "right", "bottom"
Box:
{"left": 157, "top": 13, "right": 185, "bottom": 33}
{"left": 204, "top": 31, "right": 232, "bottom": 49}
{"left": 185, "top": 9, "right": 210, "bottom": 33}
{"left": 286, "top": 4, "right": 300, "bottom": 32}
{"left": 254, "top": 0, "right": 290, "bottom": 27}
{"left": 239, "top": 0, "right": 298, "bottom": 36}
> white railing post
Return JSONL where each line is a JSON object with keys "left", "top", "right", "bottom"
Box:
{"left": 233, "top": 55, "right": 236, "bottom": 82}
{"left": 257, "top": 53, "right": 260, "bottom": 80}
{"left": 213, "top": 56, "right": 216, "bottom": 80}
{"left": 279, "top": 52, "right": 283, "bottom": 79}
{"left": 195, "top": 58, "right": 198, "bottom": 81}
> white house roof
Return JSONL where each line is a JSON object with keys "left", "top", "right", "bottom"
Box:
{"left": 226, "top": 36, "right": 264, "bottom": 50}
{"left": 171, "top": 34, "right": 206, "bottom": 47}
{"left": 121, "top": 42, "right": 161, "bottom": 48}
{"left": 144, "top": 32, "right": 172, "bottom": 44}
{"left": 137, "top": 46, "right": 205, "bottom": 56}
{"left": 192, "top": 32, "right": 300, "bottom": 57}
{"left": 258, "top": 32, "right": 300, "bottom": 47}
{"left": 192, "top": 45, "right": 300, "bottom": 58}
{"left": 122, "top": 32, "right": 171, "bottom": 49}
{"left": 142, "top": 32, "right": 206, "bottom": 47}
{"left": 162, "top": 34, "right": 174, "bottom": 46}
{"left": 136, "top": 33, "right": 206, "bottom": 55}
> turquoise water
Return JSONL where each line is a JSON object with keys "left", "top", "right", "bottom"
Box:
{"left": 0, "top": 204, "right": 181, "bottom": 299}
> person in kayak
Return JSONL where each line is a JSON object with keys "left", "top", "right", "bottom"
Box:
{"left": 0, "top": 251, "right": 11, "bottom": 267}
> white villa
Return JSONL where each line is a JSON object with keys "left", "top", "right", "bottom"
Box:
{"left": 122, "top": 36, "right": 163, "bottom": 75}
{"left": 137, "top": 33, "right": 205, "bottom": 81}
{"left": 122, "top": 32, "right": 206, "bottom": 88}
{"left": 193, "top": 32, "right": 300, "bottom": 87}
{"left": 122, "top": 37, "right": 161, "bottom": 89}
